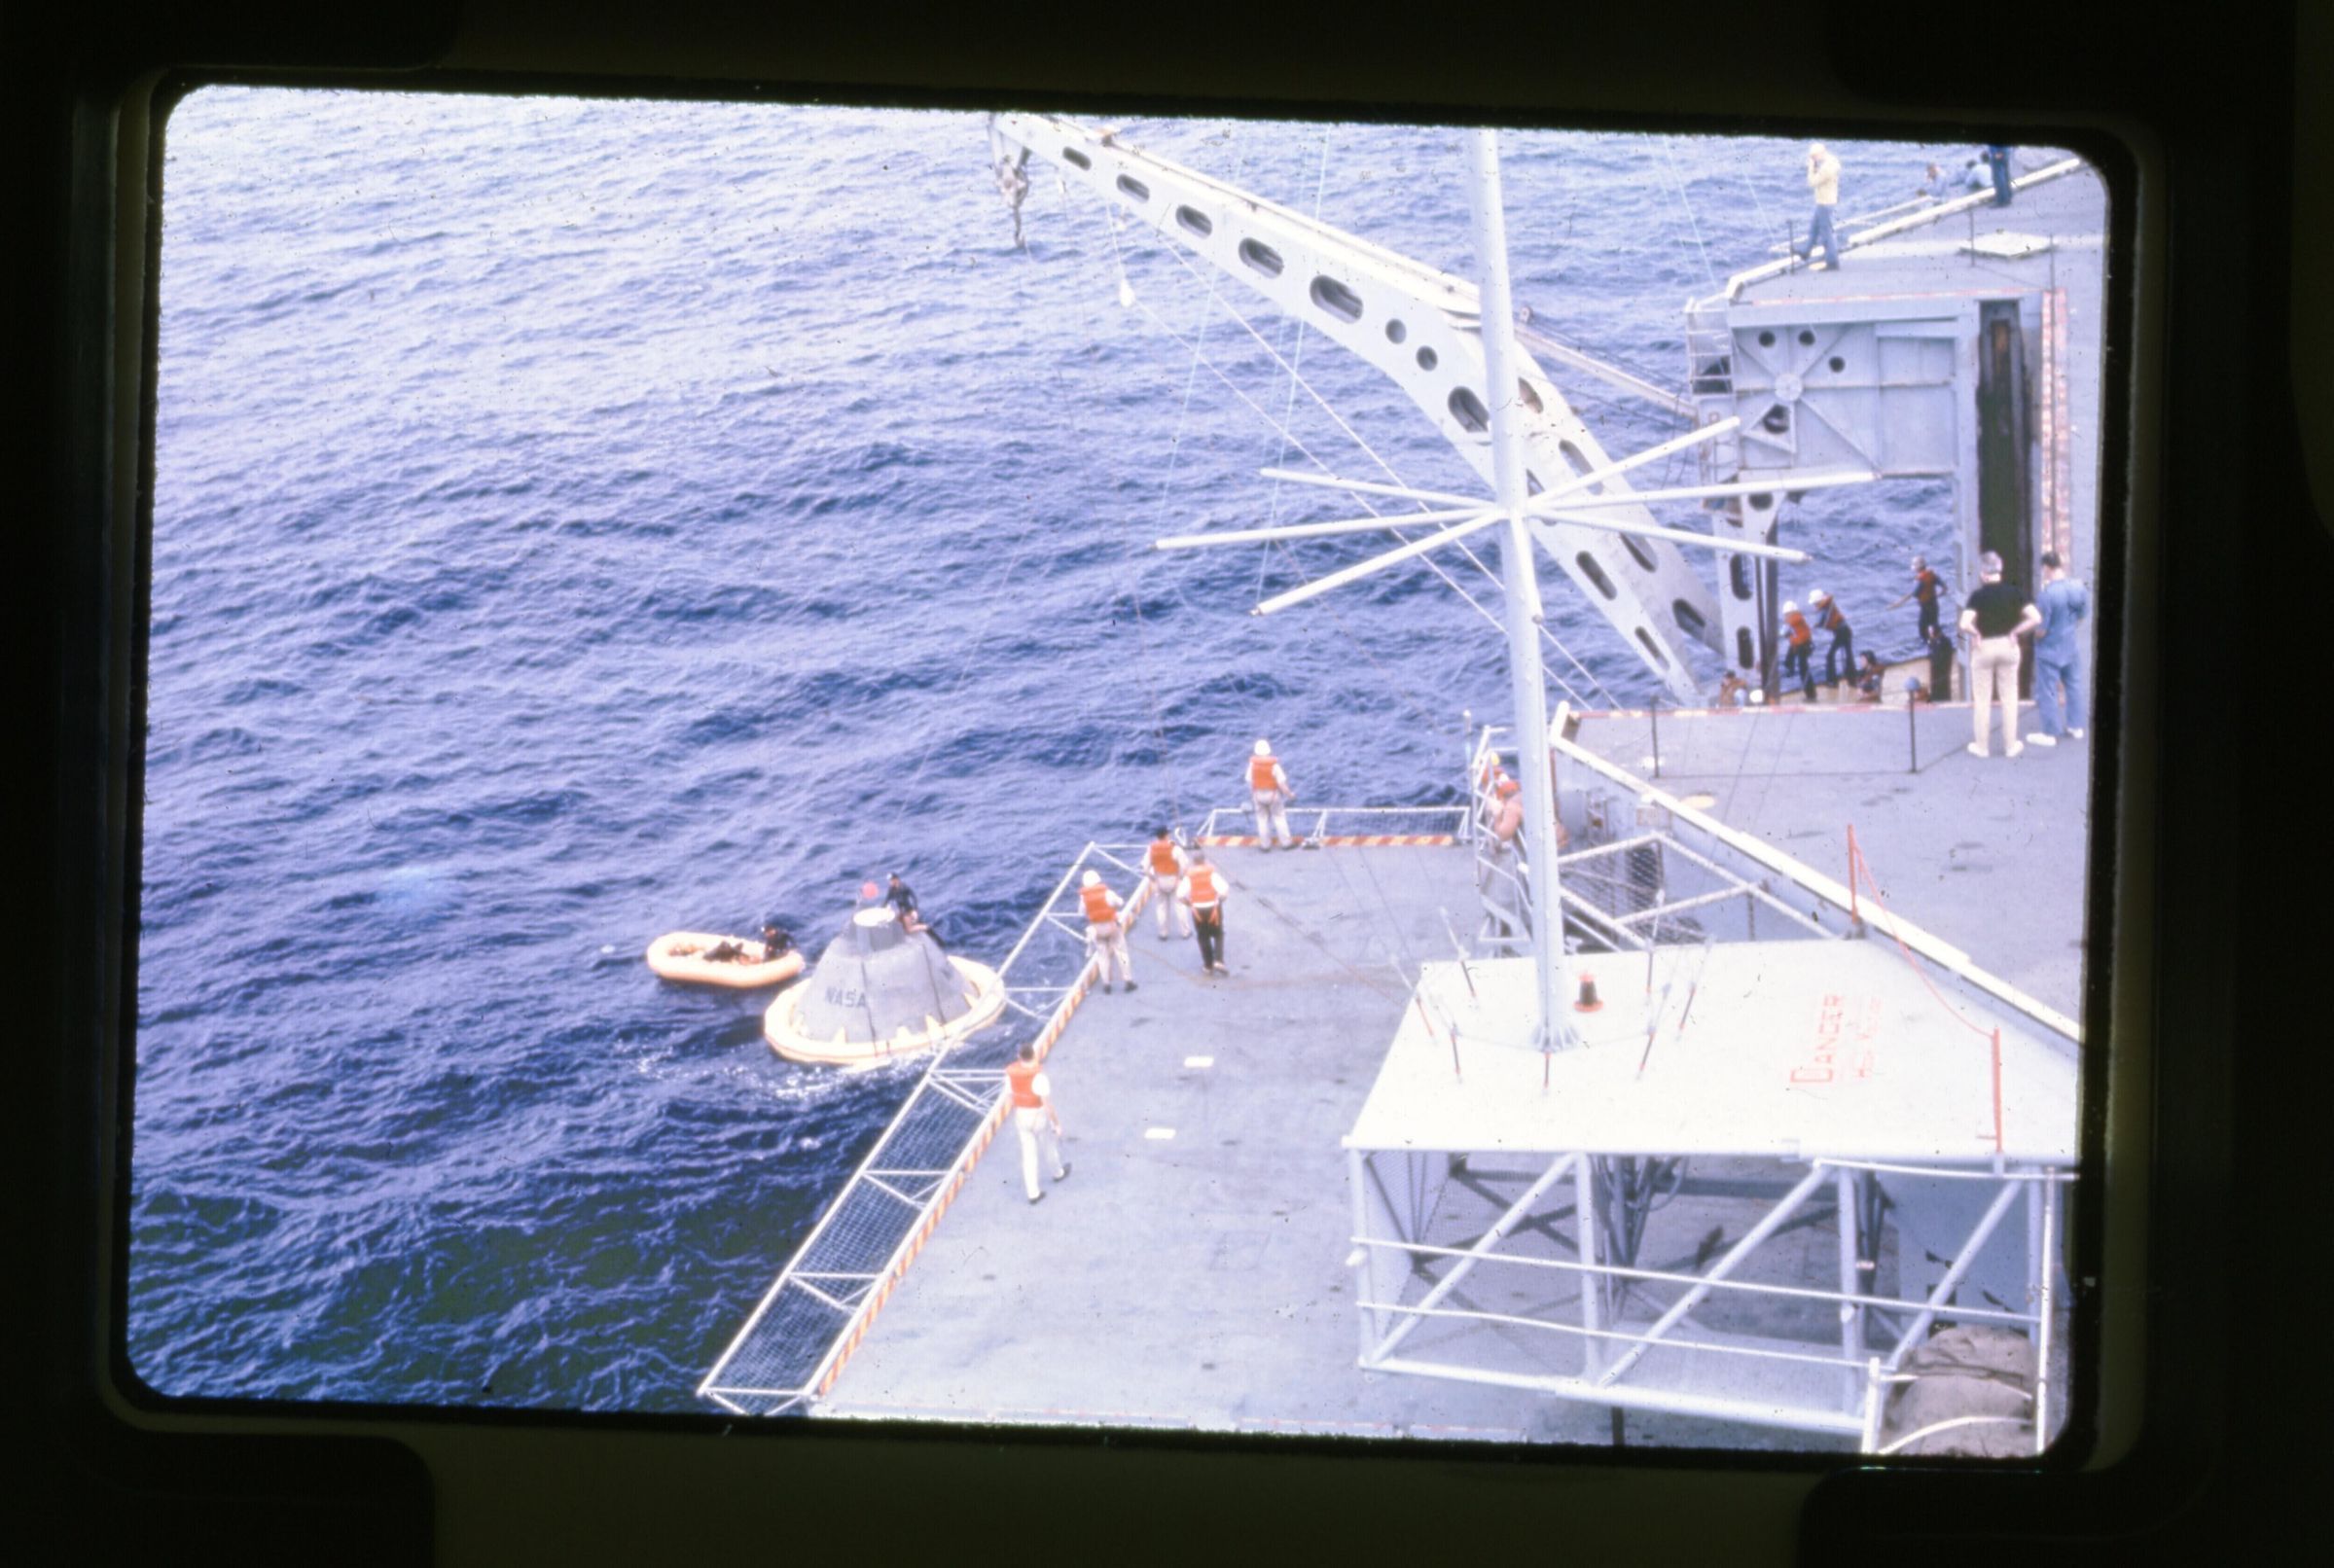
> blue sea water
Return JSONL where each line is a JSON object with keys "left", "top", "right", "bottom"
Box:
{"left": 133, "top": 89, "right": 1977, "bottom": 1413}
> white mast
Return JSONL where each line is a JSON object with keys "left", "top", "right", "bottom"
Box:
{"left": 994, "top": 114, "right": 1820, "bottom": 1048}
{"left": 1465, "top": 128, "right": 1577, "bottom": 1053}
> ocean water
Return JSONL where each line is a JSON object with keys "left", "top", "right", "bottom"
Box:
{"left": 133, "top": 89, "right": 1983, "bottom": 1413}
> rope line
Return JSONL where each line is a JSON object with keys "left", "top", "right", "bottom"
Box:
{"left": 1849, "top": 836, "right": 1993, "bottom": 1040}
{"left": 1658, "top": 137, "right": 1717, "bottom": 286}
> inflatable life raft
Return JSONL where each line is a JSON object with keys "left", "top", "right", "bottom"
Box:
{"left": 764, "top": 906, "right": 1007, "bottom": 1068}
{"left": 645, "top": 932, "right": 807, "bottom": 990}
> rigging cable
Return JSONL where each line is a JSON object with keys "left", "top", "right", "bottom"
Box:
{"left": 1061, "top": 137, "right": 1273, "bottom": 835}
{"left": 1658, "top": 136, "right": 1718, "bottom": 287}
{"left": 1257, "top": 130, "right": 1337, "bottom": 607}
{"left": 1118, "top": 282, "right": 1601, "bottom": 715}
{"left": 1144, "top": 237, "right": 1624, "bottom": 711}
{"left": 886, "top": 171, "right": 1144, "bottom": 813}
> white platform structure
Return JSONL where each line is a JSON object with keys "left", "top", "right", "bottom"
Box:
{"left": 1346, "top": 943, "right": 2076, "bottom": 1443}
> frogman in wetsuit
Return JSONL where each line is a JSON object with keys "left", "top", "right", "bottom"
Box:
{"left": 887, "top": 873, "right": 944, "bottom": 947}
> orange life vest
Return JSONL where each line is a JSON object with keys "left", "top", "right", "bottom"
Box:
{"left": 1080, "top": 882, "right": 1117, "bottom": 925}
{"left": 1817, "top": 602, "right": 1849, "bottom": 632}
{"left": 1784, "top": 610, "right": 1813, "bottom": 646}
{"left": 1186, "top": 865, "right": 1221, "bottom": 907}
{"left": 1148, "top": 838, "right": 1180, "bottom": 874}
{"left": 1006, "top": 1058, "right": 1044, "bottom": 1109}
{"left": 1248, "top": 756, "right": 1281, "bottom": 792}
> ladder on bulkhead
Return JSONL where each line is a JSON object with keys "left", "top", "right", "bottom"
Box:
{"left": 1683, "top": 302, "right": 1740, "bottom": 486}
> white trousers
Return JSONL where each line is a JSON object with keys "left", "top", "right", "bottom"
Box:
{"left": 1252, "top": 788, "right": 1292, "bottom": 845}
{"left": 1014, "top": 1106, "right": 1064, "bottom": 1200}
{"left": 1153, "top": 873, "right": 1192, "bottom": 936}
{"left": 1089, "top": 921, "right": 1131, "bottom": 983}
{"left": 1971, "top": 635, "right": 2023, "bottom": 753}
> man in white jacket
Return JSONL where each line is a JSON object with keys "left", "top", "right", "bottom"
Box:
{"left": 1794, "top": 143, "right": 1844, "bottom": 270}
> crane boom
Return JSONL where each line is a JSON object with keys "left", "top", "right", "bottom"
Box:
{"left": 990, "top": 112, "right": 1724, "bottom": 702}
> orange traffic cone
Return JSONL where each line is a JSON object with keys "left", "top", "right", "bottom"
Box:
{"left": 1574, "top": 972, "right": 1603, "bottom": 1012}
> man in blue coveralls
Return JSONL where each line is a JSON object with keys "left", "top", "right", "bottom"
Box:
{"left": 2025, "top": 551, "right": 2090, "bottom": 746}
{"left": 1981, "top": 144, "right": 2015, "bottom": 207}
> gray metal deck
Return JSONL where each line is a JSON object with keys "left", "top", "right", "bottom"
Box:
{"left": 807, "top": 835, "right": 1993, "bottom": 1449}
{"left": 1564, "top": 704, "right": 2090, "bottom": 1019}
{"left": 809, "top": 841, "right": 1812, "bottom": 1445}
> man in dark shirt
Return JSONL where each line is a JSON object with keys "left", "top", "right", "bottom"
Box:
{"left": 1923, "top": 624, "right": 1956, "bottom": 702}
{"left": 1957, "top": 552, "right": 2043, "bottom": 758}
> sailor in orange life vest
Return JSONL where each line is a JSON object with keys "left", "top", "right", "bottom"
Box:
{"left": 1078, "top": 869, "right": 1135, "bottom": 993}
{"left": 1178, "top": 847, "right": 1230, "bottom": 974}
{"left": 1479, "top": 774, "right": 1527, "bottom": 937}
{"left": 1809, "top": 589, "right": 1855, "bottom": 689}
{"left": 1145, "top": 828, "right": 1193, "bottom": 941}
{"left": 1779, "top": 600, "right": 1817, "bottom": 701}
{"left": 1488, "top": 769, "right": 1569, "bottom": 849}
{"left": 1490, "top": 773, "right": 1525, "bottom": 845}
{"left": 1247, "top": 738, "right": 1297, "bottom": 849}
{"left": 1004, "top": 1043, "right": 1069, "bottom": 1204}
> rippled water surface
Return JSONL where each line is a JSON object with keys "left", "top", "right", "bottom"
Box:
{"left": 135, "top": 89, "right": 1992, "bottom": 1411}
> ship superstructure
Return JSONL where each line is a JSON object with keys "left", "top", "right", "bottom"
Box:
{"left": 700, "top": 121, "right": 2101, "bottom": 1455}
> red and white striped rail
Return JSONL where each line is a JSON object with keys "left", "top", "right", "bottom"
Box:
{"left": 807, "top": 875, "right": 1156, "bottom": 1399}
{"left": 1197, "top": 832, "right": 1455, "bottom": 847}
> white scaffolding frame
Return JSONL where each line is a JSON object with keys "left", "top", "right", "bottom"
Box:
{"left": 1347, "top": 1145, "right": 2073, "bottom": 1445}
{"left": 1345, "top": 727, "right": 2080, "bottom": 1449}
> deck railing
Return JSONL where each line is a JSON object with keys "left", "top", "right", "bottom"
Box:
{"left": 698, "top": 811, "right": 1466, "bottom": 1416}
{"left": 697, "top": 837, "right": 1155, "bottom": 1416}
{"left": 1195, "top": 802, "right": 1467, "bottom": 846}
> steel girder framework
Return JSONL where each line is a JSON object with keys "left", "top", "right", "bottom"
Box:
{"left": 989, "top": 111, "right": 1721, "bottom": 703}
{"left": 1347, "top": 1144, "right": 2073, "bottom": 1449}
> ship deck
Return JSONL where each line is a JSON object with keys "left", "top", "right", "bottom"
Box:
{"left": 1564, "top": 703, "right": 2090, "bottom": 1018}
{"left": 711, "top": 156, "right": 2105, "bottom": 1448}
{"left": 802, "top": 714, "right": 2085, "bottom": 1445}
{"left": 810, "top": 837, "right": 1884, "bottom": 1447}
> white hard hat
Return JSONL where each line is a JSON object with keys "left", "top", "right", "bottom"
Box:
{"left": 1081, "top": 870, "right": 1100, "bottom": 886}
{"left": 1782, "top": 599, "right": 1799, "bottom": 613}
{"left": 1748, "top": 688, "right": 1768, "bottom": 705}
{"left": 1253, "top": 738, "right": 1272, "bottom": 756}
{"left": 1811, "top": 588, "right": 1829, "bottom": 602}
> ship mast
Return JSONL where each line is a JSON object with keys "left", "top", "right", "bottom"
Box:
{"left": 1465, "top": 129, "right": 1576, "bottom": 1052}
{"left": 990, "top": 114, "right": 1825, "bottom": 1047}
